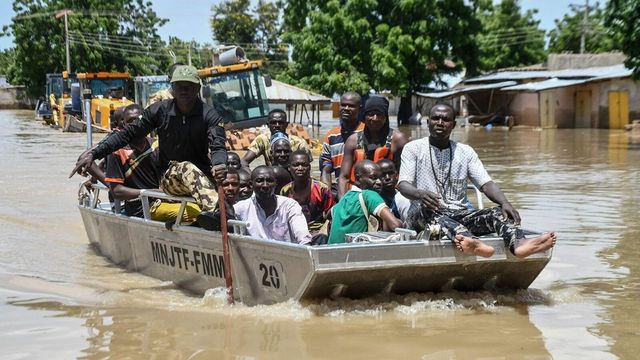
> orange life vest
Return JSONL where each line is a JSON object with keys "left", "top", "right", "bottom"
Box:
{"left": 349, "top": 132, "right": 394, "bottom": 183}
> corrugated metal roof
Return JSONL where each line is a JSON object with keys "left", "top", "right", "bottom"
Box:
{"left": 416, "top": 81, "right": 517, "bottom": 99}
{"left": 135, "top": 75, "right": 169, "bottom": 82}
{"left": 266, "top": 80, "right": 331, "bottom": 104}
{"left": 465, "top": 64, "right": 631, "bottom": 84}
{"left": 501, "top": 78, "right": 588, "bottom": 92}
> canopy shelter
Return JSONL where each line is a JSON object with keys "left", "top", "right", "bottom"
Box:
{"left": 266, "top": 80, "right": 330, "bottom": 127}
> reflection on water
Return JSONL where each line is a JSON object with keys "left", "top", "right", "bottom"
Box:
{"left": 1, "top": 110, "right": 639, "bottom": 359}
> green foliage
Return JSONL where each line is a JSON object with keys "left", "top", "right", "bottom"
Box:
{"left": 280, "top": 0, "right": 480, "bottom": 97}
{"left": 165, "top": 37, "right": 215, "bottom": 69}
{"left": 0, "top": 48, "right": 16, "bottom": 76}
{"left": 606, "top": 0, "right": 640, "bottom": 78}
{"left": 549, "top": 2, "right": 621, "bottom": 54}
{"left": 210, "top": 0, "right": 287, "bottom": 76}
{"left": 1, "top": 0, "right": 167, "bottom": 96}
{"left": 475, "top": 0, "right": 546, "bottom": 72}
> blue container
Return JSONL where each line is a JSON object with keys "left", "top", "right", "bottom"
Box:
{"left": 70, "top": 83, "right": 82, "bottom": 113}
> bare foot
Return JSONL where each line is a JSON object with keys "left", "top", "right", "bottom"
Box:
{"left": 454, "top": 235, "right": 495, "bottom": 258}
{"left": 514, "top": 232, "right": 556, "bottom": 258}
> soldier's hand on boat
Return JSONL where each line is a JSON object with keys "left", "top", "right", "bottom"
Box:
{"left": 212, "top": 164, "right": 227, "bottom": 185}
{"left": 501, "top": 202, "right": 521, "bottom": 225}
{"left": 69, "top": 151, "right": 94, "bottom": 178}
{"left": 418, "top": 190, "right": 441, "bottom": 211}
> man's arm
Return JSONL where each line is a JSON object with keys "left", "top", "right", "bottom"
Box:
{"left": 319, "top": 138, "right": 333, "bottom": 185}
{"left": 241, "top": 135, "right": 265, "bottom": 168}
{"left": 206, "top": 109, "right": 228, "bottom": 182}
{"left": 396, "top": 142, "right": 440, "bottom": 210}
{"left": 378, "top": 207, "right": 403, "bottom": 231}
{"left": 337, "top": 134, "right": 357, "bottom": 198}
{"left": 392, "top": 131, "right": 409, "bottom": 171}
{"left": 481, "top": 181, "right": 521, "bottom": 224}
{"left": 70, "top": 106, "right": 157, "bottom": 177}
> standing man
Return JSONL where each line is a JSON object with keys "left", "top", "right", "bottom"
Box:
{"left": 319, "top": 91, "right": 365, "bottom": 186}
{"left": 242, "top": 109, "right": 309, "bottom": 167}
{"left": 281, "top": 150, "right": 334, "bottom": 244}
{"left": 338, "top": 95, "right": 408, "bottom": 198}
{"left": 234, "top": 166, "right": 312, "bottom": 245}
{"left": 398, "top": 103, "right": 556, "bottom": 258}
{"left": 70, "top": 65, "right": 228, "bottom": 230}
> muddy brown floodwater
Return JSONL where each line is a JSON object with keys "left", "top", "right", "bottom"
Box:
{"left": 1, "top": 109, "right": 639, "bottom": 359}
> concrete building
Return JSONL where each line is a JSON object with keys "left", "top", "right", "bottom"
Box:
{"left": 417, "top": 53, "right": 638, "bottom": 129}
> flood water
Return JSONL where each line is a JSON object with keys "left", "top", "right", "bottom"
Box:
{"left": 1, "top": 109, "right": 639, "bottom": 359}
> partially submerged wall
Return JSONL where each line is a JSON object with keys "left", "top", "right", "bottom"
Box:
{"left": 0, "top": 86, "right": 34, "bottom": 109}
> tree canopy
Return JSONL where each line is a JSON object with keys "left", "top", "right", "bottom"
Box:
{"left": 549, "top": 1, "right": 621, "bottom": 54}
{"left": 210, "top": 0, "right": 287, "bottom": 75}
{"left": 606, "top": 0, "right": 640, "bottom": 78}
{"left": 279, "top": 0, "right": 480, "bottom": 98}
{"left": 475, "top": 0, "right": 546, "bottom": 72}
{"left": 1, "top": 0, "right": 168, "bottom": 96}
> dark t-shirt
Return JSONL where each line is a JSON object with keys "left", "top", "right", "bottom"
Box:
{"left": 104, "top": 139, "right": 160, "bottom": 217}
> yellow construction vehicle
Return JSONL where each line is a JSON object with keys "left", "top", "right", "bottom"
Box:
{"left": 62, "top": 71, "right": 133, "bottom": 132}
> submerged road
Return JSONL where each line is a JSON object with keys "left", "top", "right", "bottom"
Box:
{"left": 1, "top": 109, "right": 639, "bottom": 359}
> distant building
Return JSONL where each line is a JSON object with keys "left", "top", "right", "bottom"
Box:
{"left": 0, "top": 75, "right": 8, "bottom": 87}
{"left": 417, "top": 53, "right": 638, "bottom": 129}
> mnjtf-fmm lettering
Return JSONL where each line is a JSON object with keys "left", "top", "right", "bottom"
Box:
{"left": 150, "top": 241, "right": 225, "bottom": 278}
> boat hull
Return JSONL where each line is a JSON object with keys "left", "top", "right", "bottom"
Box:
{"left": 79, "top": 205, "right": 552, "bottom": 306}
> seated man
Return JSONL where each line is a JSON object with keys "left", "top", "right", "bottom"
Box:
{"left": 281, "top": 150, "right": 334, "bottom": 245}
{"left": 377, "top": 159, "right": 411, "bottom": 222}
{"left": 270, "top": 134, "right": 293, "bottom": 194}
{"left": 237, "top": 169, "right": 253, "bottom": 201}
{"left": 221, "top": 168, "right": 240, "bottom": 205}
{"left": 226, "top": 152, "right": 242, "bottom": 171}
{"left": 328, "top": 160, "right": 403, "bottom": 244}
{"left": 398, "top": 103, "right": 556, "bottom": 258}
{"left": 242, "top": 109, "right": 310, "bottom": 167}
{"left": 234, "top": 166, "right": 312, "bottom": 245}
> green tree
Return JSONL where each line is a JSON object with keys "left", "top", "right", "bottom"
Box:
{"left": 280, "top": 0, "right": 481, "bottom": 123}
{"left": 211, "top": 0, "right": 256, "bottom": 45}
{"left": 476, "top": 0, "right": 546, "bottom": 72}
{"left": 606, "top": 0, "right": 640, "bottom": 78}
{"left": 1, "top": 0, "right": 167, "bottom": 96}
{"left": 254, "top": 0, "right": 287, "bottom": 75}
{"left": 549, "top": 2, "right": 621, "bottom": 53}
{"left": 0, "top": 48, "right": 16, "bottom": 76}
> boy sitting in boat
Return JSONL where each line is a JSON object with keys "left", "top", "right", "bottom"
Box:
{"left": 280, "top": 150, "right": 334, "bottom": 245}
{"left": 237, "top": 169, "right": 252, "bottom": 201}
{"left": 233, "top": 166, "right": 312, "bottom": 245}
{"left": 377, "top": 159, "right": 411, "bottom": 222}
{"left": 328, "top": 160, "right": 403, "bottom": 244}
{"left": 398, "top": 103, "right": 556, "bottom": 258}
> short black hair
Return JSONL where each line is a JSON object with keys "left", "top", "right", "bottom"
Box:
{"left": 376, "top": 159, "right": 396, "bottom": 172}
{"left": 290, "top": 149, "right": 311, "bottom": 163}
{"left": 268, "top": 109, "right": 287, "bottom": 120}
{"left": 124, "top": 103, "right": 143, "bottom": 113}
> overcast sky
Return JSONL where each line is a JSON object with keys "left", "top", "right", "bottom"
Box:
{"left": 0, "top": 0, "right": 583, "bottom": 51}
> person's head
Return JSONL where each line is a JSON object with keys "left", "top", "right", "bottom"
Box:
{"left": 251, "top": 165, "right": 276, "bottom": 201}
{"left": 340, "top": 91, "right": 362, "bottom": 126}
{"left": 167, "top": 62, "right": 185, "bottom": 81}
{"left": 222, "top": 169, "right": 240, "bottom": 204}
{"left": 110, "top": 106, "right": 125, "bottom": 130}
{"left": 363, "top": 95, "right": 389, "bottom": 133}
{"left": 428, "top": 103, "right": 456, "bottom": 141}
{"left": 226, "top": 152, "right": 241, "bottom": 170}
{"left": 238, "top": 169, "right": 253, "bottom": 200}
{"left": 288, "top": 149, "right": 312, "bottom": 181}
{"left": 267, "top": 109, "right": 288, "bottom": 134}
{"left": 123, "top": 103, "right": 143, "bottom": 126}
{"left": 170, "top": 65, "right": 201, "bottom": 108}
{"left": 272, "top": 165, "right": 292, "bottom": 194}
{"left": 354, "top": 160, "right": 382, "bottom": 192}
{"left": 270, "top": 137, "right": 292, "bottom": 167}
{"left": 377, "top": 159, "right": 398, "bottom": 192}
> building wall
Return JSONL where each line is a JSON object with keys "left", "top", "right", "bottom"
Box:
{"left": 508, "top": 92, "right": 539, "bottom": 126}
{"left": 552, "top": 86, "right": 577, "bottom": 128}
{"left": 0, "top": 86, "right": 33, "bottom": 109}
{"left": 594, "top": 78, "right": 640, "bottom": 128}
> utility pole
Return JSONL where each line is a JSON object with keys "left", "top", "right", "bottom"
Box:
{"left": 579, "top": 0, "right": 589, "bottom": 54}
{"left": 188, "top": 41, "right": 192, "bottom": 66}
{"left": 55, "top": 10, "right": 72, "bottom": 73}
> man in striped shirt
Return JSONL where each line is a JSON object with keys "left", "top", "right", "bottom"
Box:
{"left": 319, "top": 92, "right": 365, "bottom": 187}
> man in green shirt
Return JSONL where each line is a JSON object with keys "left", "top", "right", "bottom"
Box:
{"left": 328, "top": 160, "right": 402, "bottom": 244}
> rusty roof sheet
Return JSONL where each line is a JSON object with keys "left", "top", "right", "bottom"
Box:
{"left": 266, "top": 80, "right": 331, "bottom": 104}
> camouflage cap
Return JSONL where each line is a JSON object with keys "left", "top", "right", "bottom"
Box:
{"left": 170, "top": 65, "right": 200, "bottom": 84}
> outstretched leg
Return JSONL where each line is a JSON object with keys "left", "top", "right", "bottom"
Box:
{"left": 454, "top": 234, "right": 495, "bottom": 257}
{"left": 513, "top": 232, "right": 556, "bottom": 258}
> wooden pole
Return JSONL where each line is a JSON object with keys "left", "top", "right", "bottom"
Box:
{"left": 217, "top": 185, "right": 234, "bottom": 304}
